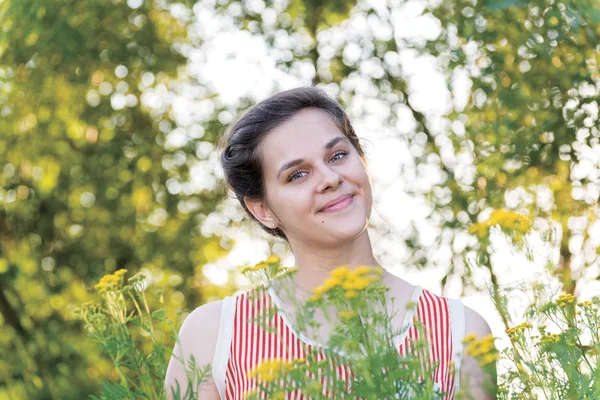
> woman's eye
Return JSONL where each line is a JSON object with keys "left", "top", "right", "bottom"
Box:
{"left": 331, "top": 151, "right": 348, "bottom": 162}
{"left": 286, "top": 151, "right": 347, "bottom": 182}
{"left": 288, "top": 170, "right": 305, "bottom": 182}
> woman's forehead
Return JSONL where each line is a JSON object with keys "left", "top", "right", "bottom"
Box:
{"left": 263, "top": 109, "right": 341, "bottom": 151}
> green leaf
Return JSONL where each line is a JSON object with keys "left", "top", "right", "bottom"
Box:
{"left": 151, "top": 308, "right": 167, "bottom": 322}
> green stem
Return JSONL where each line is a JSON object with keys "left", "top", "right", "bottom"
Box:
{"left": 103, "top": 335, "right": 137, "bottom": 399}
{"left": 140, "top": 291, "right": 155, "bottom": 335}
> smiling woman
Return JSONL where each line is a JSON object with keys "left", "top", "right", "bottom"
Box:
{"left": 218, "top": 88, "right": 367, "bottom": 244}
{"left": 164, "top": 87, "right": 496, "bottom": 399}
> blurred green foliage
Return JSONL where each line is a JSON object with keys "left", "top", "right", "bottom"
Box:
{"left": 227, "top": 0, "right": 600, "bottom": 300}
{"left": 426, "top": 0, "right": 600, "bottom": 296}
{"left": 0, "top": 0, "right": 235, "bottom": 398}
{"left": 1, "top": 0, "right": 599, "bottom": 398}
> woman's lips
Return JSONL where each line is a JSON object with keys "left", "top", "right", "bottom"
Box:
{"left": 319, "top": 195, "right": 354, "bottom": 213}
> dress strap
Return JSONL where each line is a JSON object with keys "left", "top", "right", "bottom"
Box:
{"left": 448, "top": 298, "right": 466, "bottom": 393}
{"left": 392, "top": 285, "right": 423, "bottom": 348}
{"left": 212, "top": 294, "right": 236, "bottom": 400}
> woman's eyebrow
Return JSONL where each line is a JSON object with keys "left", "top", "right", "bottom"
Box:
{"left": 276, "top": 136, "right": 349, "bottom": 179}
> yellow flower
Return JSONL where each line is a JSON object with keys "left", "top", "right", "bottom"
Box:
{"left": 341, "top": 277, "right": 357, "bottom": 291}
{"left": 94, "top": 271, "right": 126, "bottom": 293}
{"left": 468, "top": 222, "right": 489, "bottom": 238}
{"left": 94, "top": 283, "right": 107, "bottom": 292}
{"left": 466, "top": 345, "right": 481, "bottom": 358}
{"left": 577, "top": 300, "right": 592, "bottom": 309}
{"left": 114, "top": 269, "right": 127, "bottom": 278}
{"left": 98, "top": 274, "right": 119, "bottom": 286}
{"left": 354, "top": 265, "right": 376, "bottom": 275}
{"left": 556, "top": 294, "right": 576, "bottom": 308}
{"left": 331, "top": 266, "right": 351, "bottom": 279}
{"left": 463, "top": 333, "right": 477, "bottom": 344}
{"left": 248, "top": 359, "right": 295, "bottom": 383}
{"left": 355, "top": 276, "right": 376, "bottom": 290}
{"left": 354, "top": 266, "right": 384, "bottom": 278}
{"left": 266, "top": 255, "right": 281, "bottom": 264}
{"left": 104, "top": 274, "right": 120, "bottom": 283}
{"left": 250, "top": 262, "right": 268, "bottom": 271}
{"left": 506, "top": 322, "right": 533, "bottom": 337}
{"left": 479, "top": 352, "right": 498, "bottom": 366}
{"left": 466, "top": 334, "right": 496, "bottom": 358}
{"left": 345, "top": 290, "right": 358, "bottom": 299}
{"left": 538, "top": 333, "right": 560, "bottom": 345}
{"left": 310, "top": 266, "right": 380, "bottom": 301}
{"left": 313, "top": 277, "right": 341, "bottom": 295}
{"left": 310, "top": 293, "right": 323, "bottom": 302}
{"left": 479, "top": 340, "right": 495, "bottom": 354}
{"left": 470, "top": 209, "right": 532, "bottom": 237}
{"left": 339, "top": 310, "right": 357, "bottom": 319}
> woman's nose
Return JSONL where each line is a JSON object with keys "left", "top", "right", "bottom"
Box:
{"left": 316, "top": 165, "right": 343, "bottom": 192}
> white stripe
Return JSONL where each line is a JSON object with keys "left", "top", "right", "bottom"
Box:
{"left": 448, "top": 298, "right": 466, "bottom": 394}
{"left": 392, "top": 285, "right": 423, "bottom": 349}
{"left": 213, "top": 295, "right": 236, "bottom": 400}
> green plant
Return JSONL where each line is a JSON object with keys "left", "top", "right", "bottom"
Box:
{"left": 79, "top": 257, "right": 600, "bottom": 399}
{"left": 76, "top": 270, "right": 207, "bottom": 400}
{"left": 494, "top": 287, "right": 600, "bottom": 399}
{"left": 242, "top": 259, "right": 464, "bottom": 399}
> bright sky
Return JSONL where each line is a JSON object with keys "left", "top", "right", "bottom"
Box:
{"left": 166, "top": 0, "right": 600, "bottom": 363}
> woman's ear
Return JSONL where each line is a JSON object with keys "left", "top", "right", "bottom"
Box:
{"left": 244, "top": 196, "right": 276, "bottom": 228}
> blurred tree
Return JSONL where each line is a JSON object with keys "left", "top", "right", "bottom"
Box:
{"left": 424, "top": 0, "right": 600, "bottom": 299}
{"left": 2, "top": 0, "right": 599, "bottom": 397}
{"left": 214, "top": 0, "right": 599, "bottom": 305}
{"left": 0, "top": 0, "right": 236, "bottom": 398}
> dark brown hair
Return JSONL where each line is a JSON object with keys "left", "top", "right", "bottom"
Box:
{"left": 219, "top": 86, "right": 365, "bottom": 241}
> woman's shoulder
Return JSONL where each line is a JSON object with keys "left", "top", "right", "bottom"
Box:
{"left": 385, "top": 274, "right": 420, "bottom": 303}
{"left": 175, "top": 299, "right": 226, "bottom": 360}
{"left": 185, "top": 298, "right": 224, "bottom": 327}
{"left": 165, "top": 298, "right": 228, "bottom": 399}
{"left": 180, "top": 287, "right": 260, "bottom": 330}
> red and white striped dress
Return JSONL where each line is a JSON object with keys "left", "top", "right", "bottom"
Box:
{"left": 211, "top": 284, "right": 466, "bottom": 399}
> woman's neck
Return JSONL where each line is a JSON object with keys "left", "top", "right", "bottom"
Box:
{"left": 289, "top": 230, "right": 382, "bottom": 293}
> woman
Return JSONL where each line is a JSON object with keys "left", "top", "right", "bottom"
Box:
{"left": 165, "top": 87, "right": 496, "bottom": 399}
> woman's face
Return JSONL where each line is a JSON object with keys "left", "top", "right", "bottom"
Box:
{"left": 252, "top": 107, "right": 373, "bottom": 247}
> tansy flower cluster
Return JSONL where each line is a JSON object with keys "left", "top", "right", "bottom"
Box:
{"left": 577, "top": 300, "right": 593, "bottom": 309}
{"left": 506, "top": 322, "right": 533, "bottom": 339}
{"left": 247, "top": 358, "right": 305, "bottom": 383}
{"left": 242, "top": 255, "right": 283, "bottom": 273}
{"left": 537, "top": 333, "right": 561, "bottom": 345}
{"left": 555, "top": 293, "right": 576, "bottom": 307}
{"left": 310, "top": 266, "right": 384, "bottom": 301}
{"left": 464, "top": 333, "right": 498, "bottom": 366}
{"left": 339, "top": 310, "right": 357, "bottom": 319}
{"left": 94, "top": 269, "right": 127, "bottom": 293}
{"left": 468, "top": 209, "right": 532, "bottom": 238}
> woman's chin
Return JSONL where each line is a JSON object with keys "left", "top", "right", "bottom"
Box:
{"left": 320, "top": 216, "right": 369, "bottom": 240}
